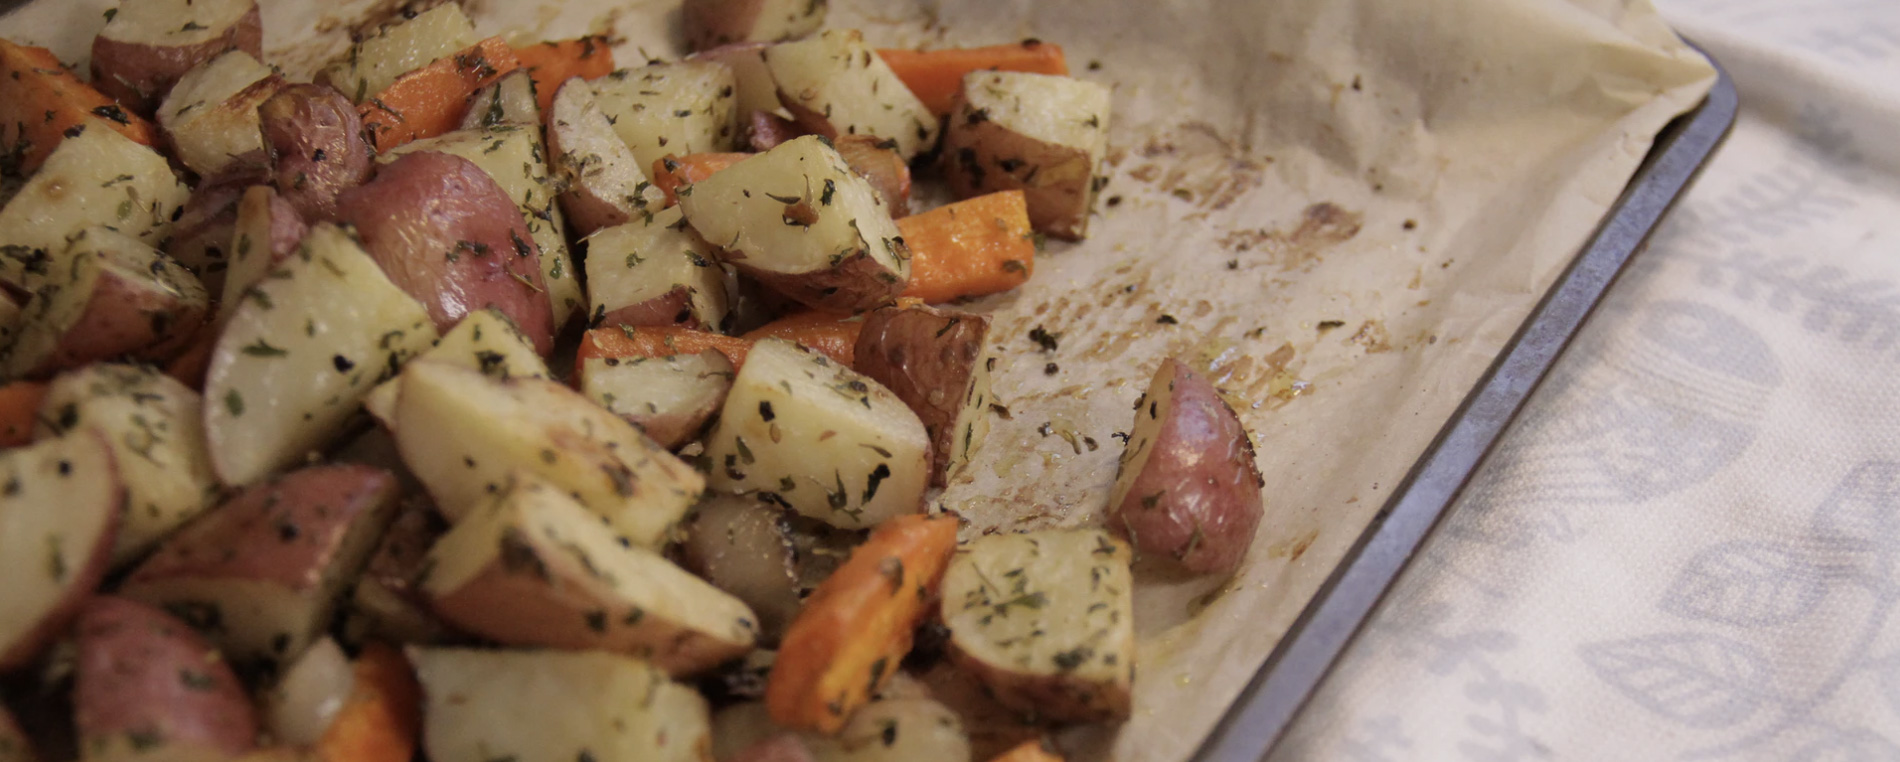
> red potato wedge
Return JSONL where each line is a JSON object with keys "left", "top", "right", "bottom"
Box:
{"left": 746, "top": 110, "right": 805, "bottom": 152}
{"left": 729, "top": 734, "right": 816, "bottom": 762}
{"left": 942, "top": 71, "right": 1111, "bottom": 241}
{"left": 0, "top": 123, "right": 188, "bottom": 295}
{"left": 652, "top": 152, "right": 751, "bottom": 207}
{"left": 267, "top": 637, "right": 355, "bottom": 747}
{"left": 0, "top": 381, "right": 46, "bottom": 448}
{"left": 547, "top": 79, "right": 661, "bottom": 235}
{"left": 739, "top": 310, "right": 861, "bottom": 367}
{"left": 833, "top": 134, "right": 912, "bottom": 218}
{"left": 156, "top": 50, "right": 285, "bottom": 177}
{"left": 318, "top": 3, "right": 477, "bottom": 106}
{"left": 511, "top": 36, "right": 615, "bottom": 113}
{"left": 218, "top": 186, "right": 308, "bottom": 326}
{"left": 678, "top": 494, "right": 804, "bottom": 645}
{"left": 0, "top": 41, "right": 159, "bottom": 178}
{"left": 410, "top": 648, "right": 711, "bottom": 762}
{"left": 0, "top": 431, "right": 121, "bottom": 671}
{"left": 584, "top": 207, "right": 729, "bottom": 330}
{"left": 333, "top": 151, "right": 554, "bottom": 355}
{"left": 2, "top": 227, "right": 208, "bottom": 381}
{"left": 683, "top": 0, "right": 826, "bottom": 51}
{"left": 591, "top": 61, "right": 741, "bottom": 177}
{"left": 342, "top": 501, "right": 459, "bottom": 645}
{"left": 853, "top": 304, "right": 995, "bottom": 488}
{"left": 766, "top": 513, "right": 959, "bottom": 733}
{"left": 360, "top": 307, "right": 550, "bottom": 427}
{"left": 579, "top": 350, "right": 734, "bottom": 450}
{"left": 90, "top": 0, "right": 262, "bottom": 116}
{"left": 801, "top": 697, "right": 972, "bottom": 762}
{"left": 73, "top": 596, "right": 257, "bottom": 761}
{"left": 120, "top": 465, "right": 401, "bottom": 667}
{"left": 688, "top": 42, "right": 781, "bottom": 118}
{"left": 764, "top": 30, "right": 938, "bottom": 161}
{"left": 164, "top": 159, "right": 270, "bottom": 297}
{"left": 260, "top": 84, "right": 373, "bottom": 224}
{"left": 459, "top": 70, "right": 539, "bottom": 130}
{"left": 314, "top": 642, "right": 421, "bottom": 762}
{"left": 357, "top": 37, "right": 520, "bottom": 153}
{"left": 421, "top": 471, "right": 759, "bottom": 675}
{"left": 1108, "top": 358, "right": 1266, "bottom": 574}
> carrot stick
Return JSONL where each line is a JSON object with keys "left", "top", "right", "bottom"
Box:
{"left": 741, "top": 312, "right": 862, "bottom": 368}
{"left": 512, "top": 36, "right": 615, "bottom": 113}
{"left": 0, "top": 40, "right": 158, "bottom": 176}
{"left": 359, "top": 38, "right": 520, "bottom": 153}
{"left": 766, "top": 513, "right": 959, "bottom": 733}
{"left": 898, "top": 190, "right": 1036, "bottom": 303}
{"left": 987, "top": 740, "right": 1065, "bottom": 762}
{"left": 877, "top": 42, "right": 1069, "bottom": 117}
{"left": 0, "top": 382, "right": 47, "bottom": 448}
{"left": 576, "top": 326, "right": 755, "bottom": 380}
{"left": 316, "top": 642, "right": 422, "bottom": 762}
{"left": 651, "top": 153, "right": 751, "bottom": 206}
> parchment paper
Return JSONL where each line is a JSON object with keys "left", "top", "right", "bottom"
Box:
{"left": 3, "top": 1, "right": 1716, "bottom": 759}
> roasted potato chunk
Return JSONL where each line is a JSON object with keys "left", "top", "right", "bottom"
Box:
{"left": 259, "top": 84, "right": 374, "bottom": 223}
{"left": 584, "top": 206, "right": 730, "bottom": 331}
{"left": 684, "top": 0, "right": 826, "bottom": 51}
{"left": 853, "top": 305, "right": 996, "bottom": 487}
{"left": 90, "top": 0, "right": 263, "bottom": 115}
{"left": 410, "top": 648, "right": 712, "bottom": 762}
{"left": 0, "top": 123, "right": 188, "bottom": 295}
{"left": 0, "top": 431, "right": 122, "bottom": 671}
{"left": 319, "top": 3, "right": 478, "bottom": 104}
{"left": 341, "top": 500, "right": 458, "bottom": 646}
{"left": 940, "top": 529, "right": 1136, "bottom": 723}
{"left": 547, "top": 79, "right": 662, "bottom": 235}
{"left": 362, "top": 308, "right": 550, "bottom": 426}
{"left": 73, "top": 596, "right": 257, "bottom": 761}
{"left": 833, "top": 134, "right": 912, "bottom": 217}
{"left": 218, "top": 185, "right": 309, "bottom": 324}
{"left": 2, "top": 227, "right": 208, "bottom": 381}
{"left": 942, "top": 71, "right": 1111, "bottom": 241}
{"left": 591, "top": 61, "right": 741, "bottom": 176}
{"left": 120, "top": 464, "right": 401, "bottom": 665}
{"left": 156, "top": 50, "right": 285, "bottom": 177}
{"left": 803, "top": 697, "right": 973, "bottom": 762}
{"left": 422, "top": 471, "right": 759, "bottom": 674}
{"left": 703, "top": 339, "right": 930, "bottom": 529}
{"left": 165, "top": 160, "right": 269, "bottom": 296}
{"left": 459, "top": 69, "right": 540, "bottom": 130}
{"left": 677, "top": 135, "right": 910, "bottom": 312}
{"left": 678, "top": 493, "right": 802, "bottom": 643}
{"left": 690, "top": 42, "right": 782, "bottom": 118}
{"left": 764, "top": 30, "right": 938, "bottom": 161}
{"left": 580, "top": 351, "right": 734, "bottom": 449}
{"left": 1108, "top": 358, "right": 1265, "bottom": 574}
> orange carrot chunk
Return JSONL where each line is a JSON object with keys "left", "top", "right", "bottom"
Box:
{"left": 877, "top": 41, "right": 1070, "bottom": 118}
{"left": 512, "top": 36, "right": 615, "bottom": 113}
{"left": 766, "top": 514, "right": 960, "bottom": 733}
{"left": 0, "top": 39, "right": 159, "bottom": 175}
{"left": 576, "top": 326, "right": 755, "bottom": 380}
{"left": 315, "top": 642, "right": 421, "bottom": 762}
{"left": 0, "top": 382, "right": 47, "bottom": 449}
{"left": 359, "top": 38, "right": 520, "bottom": 153}
{"left": 741, "top": 311, "right": 862, "bottom": 368}
{"left": 651, "top": 153, "right": 752, "bottom": 206}
{"left": 898, "top": 190, "right": 1036, "bottom": 303}
{"left": 987, "top": 740, "right": 1066, "bottom": 762}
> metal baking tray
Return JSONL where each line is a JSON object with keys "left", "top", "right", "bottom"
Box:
{"left": 1190, "top": 51, "right": 1739, "bottom": 761}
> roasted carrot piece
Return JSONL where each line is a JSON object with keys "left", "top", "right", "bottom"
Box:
{"left": 576, "top": 326, "right": 755, "bottom": 379}
{"left": 987, "top": 740, "right": 1065, "bottom": 762}
{"left": 512, "top": 36, "right": 615, "bottom": 113}
{"left": 741, "top": 311, "right": 863, "bottom": 367}
{"left": 0, "top": 39, "right": 158, "bottom": 176}
{"left": 877, "top": 41, "right": 1069, "bottom": 117}
{"left": 359, "top": 37, "right": 520, "bottom": 153}
{"left": 899, "top": 190, "right": 1036, "bottom": 303}
{"left": 0, "top": 381, "right": 47, "bottom": 448}
{"left": 652, "top": 153, "right": 752, "bottom": 206}
{"left": 315, "top": 642, "right": 421, "bottom": 762}
{"left": 766, "top": 513, "right": 960, "bottom": 733}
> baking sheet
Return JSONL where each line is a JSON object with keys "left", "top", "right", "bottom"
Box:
{"left": 1, "top": 1, "right": 1719, "bottom": 759}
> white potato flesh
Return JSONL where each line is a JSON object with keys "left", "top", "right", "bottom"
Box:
{"left": 580, "top": 351, "right": 734, "bottom": 450}
{"left": 156, "top": 50, "right": 281, "bottom": 176}
{"left": 590, "top": 61, "right": 740, "bottom": 175}
{"left": 940, "top": 529, "right": 1135, "bottom": 722}
{"left": 422, "top": 471, "right": 759, "bottom": 674}
{"left": 265, "top": 636, "right": 354, "bottom": 748}
{"left": 205, "top": 223, "right": 439, "bottom": 486}
{"left": 945, "top": 72, "right": 1111, "bottom": 240}
{"left": 0, "top": 122, "right": 188, "bottom": 293}
{"left": 676, "top": 135, "right": 908, "bottom": 310}
{"left": 1, "top": 226, "right": 207, "bottom": 381}
{"left": 321, "top": 3, "right": 478, "bottom": 104}
{"left": 37, "top": 363, "right": 218, "bottom": 568}
{"left": 362, "top": 308, "right": 550, "bottom": 426}
{"left": 411, "top": 648, "right": 712, "bottom": 762}
{"left": 100, "top": 0, "right": 254, "bottom": 46}
{"left": 219, "top": 185, "right": 297, "bottom": 328}
{"left": 584, "top": 206, "right": 729, "bottom": 330}
{"left": 703, "top": 339, "right": 928, "bottom": 529}
{"left": 763, "top": 30, "right": 938, "bottom": 160}
{"left": 391, "top": 363, "right": 704, "bottom": 547}
{"left": 460, "top": 70, "right": 540, "bottom": 130}
{"left": 0, "top": 432, "right": 121, "bottom": 671}
{"left": 381, "top": 127, "right": 582, "bottom": 326}
{"left": 548, "top": 79, "right": 662, "bottom": 235}
{"left": 804, "top": 697, "right": 971, "bottom": 762}
{"left": 689, "top": 43, "right": 781, "bottom": 118}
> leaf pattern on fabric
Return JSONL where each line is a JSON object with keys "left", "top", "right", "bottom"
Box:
{"left": 1809, "top": 461, "right": 1900, "bottom": 549}
{"left": 1661, "top": 541, "right": 1828, "bottom": 627}
{"left": 1788, "top": 728, "right": 1900, "bottom": 762}
{"left": 1581, "top": 632, "right": 1773, "bottom": 728}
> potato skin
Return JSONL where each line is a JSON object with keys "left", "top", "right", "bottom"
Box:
{"left": 90, "top": 4, "right": 264, "bottom": 116}
{"left": 165, "top": 156, "right": 268, "bottom": 292}
{"left": 853, "top": 305, "right": 989, "bottom": 487}
{"left": 0, "top": 431, "right": 123, "bottom": 671}
{"left": 832, "top": 134, "right": 911, "bottom": 218}
{"left": 1108, "top": 358, "right": 1265, "bottom": 574}
{"left": 743, "top": 250, "right": 907, "bottom": 315}
{"left": 260, "top": 84, "right": 373, "bottom": 223}
{"left": 334, "top": 151, "right": 554, "bottom": 355}
{"left": 73, "top": 596, "right": 258, "bottom": 761}
{"left": 682, "top": 0, "right": 827, "bottom": 52}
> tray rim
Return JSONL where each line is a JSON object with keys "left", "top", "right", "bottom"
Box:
{"left": 1188, "top": 45, "right": 1740, "bottom": 762}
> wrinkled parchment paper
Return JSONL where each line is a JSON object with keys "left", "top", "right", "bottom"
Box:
{"left": 5, "top": 0, "right": 1715, "bottom": 758}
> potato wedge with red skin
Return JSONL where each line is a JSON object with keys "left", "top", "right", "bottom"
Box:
{"left": 853, "top": 305, "right": 995, "bottom": 488}
{"left": 941, "top": 71, "right": 1111, "bottom": 241}
{"left": 120, "top": 465, "right": 402, "bottom": 666}
{"left": 689, "top": 42, "right": 781, "bottom": 117}
{"left": 0, "top": 431, "right": 122, "bottom": 671}
{"left": 683, "top": 0, "right": 826, "bottom": 51}
{"left": 260, "top": 84, "right": 373, "bottom": 223}
{"left": 729, "top": 734, "right": 817, "bottom": 762}
{"left": 165, "top": 157, "right": 269, "bottom": 294}
{"left": 73, "top": 596, "right": 257, "bottom": 761}
{"left": 583, "top": 206, "right": 730, "bottom": 331}
{"left": 343, "top": 501, "right": 459, "bottom": 645}
{"left": 546, "top": 78, "right": 660, "bottom": 235}
{"left": 764, "top": 30, "right": 938, "bottom": 161}
{"left": 90, "top": 0, "right": 263, "bottom": 116}
{"left": 1108, "top": 358, "right": 1265, "bottom": 574}
{"left": 2, "top": 227, "right": 208, "bottom": 381}
{"left": 746, "top": 110, "right": 805, "bottom": 152}
{"left": 333, "top": 151, "right": 554, "bottom": 356}
{"left": 833, "top": 134, "right": 911, "bottom": 218}
{"left": 218, "top": 185, "right": 308, "bottom": 325}
{"left": 156, "top": 50, "right": 286, "bottom": 178}
{"left": 580, "top": 351, "right": 734, "bottom": 450}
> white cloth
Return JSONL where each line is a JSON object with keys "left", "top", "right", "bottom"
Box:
{"left": 1273, "top": 3, "right": 1900, "bottom": 760}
